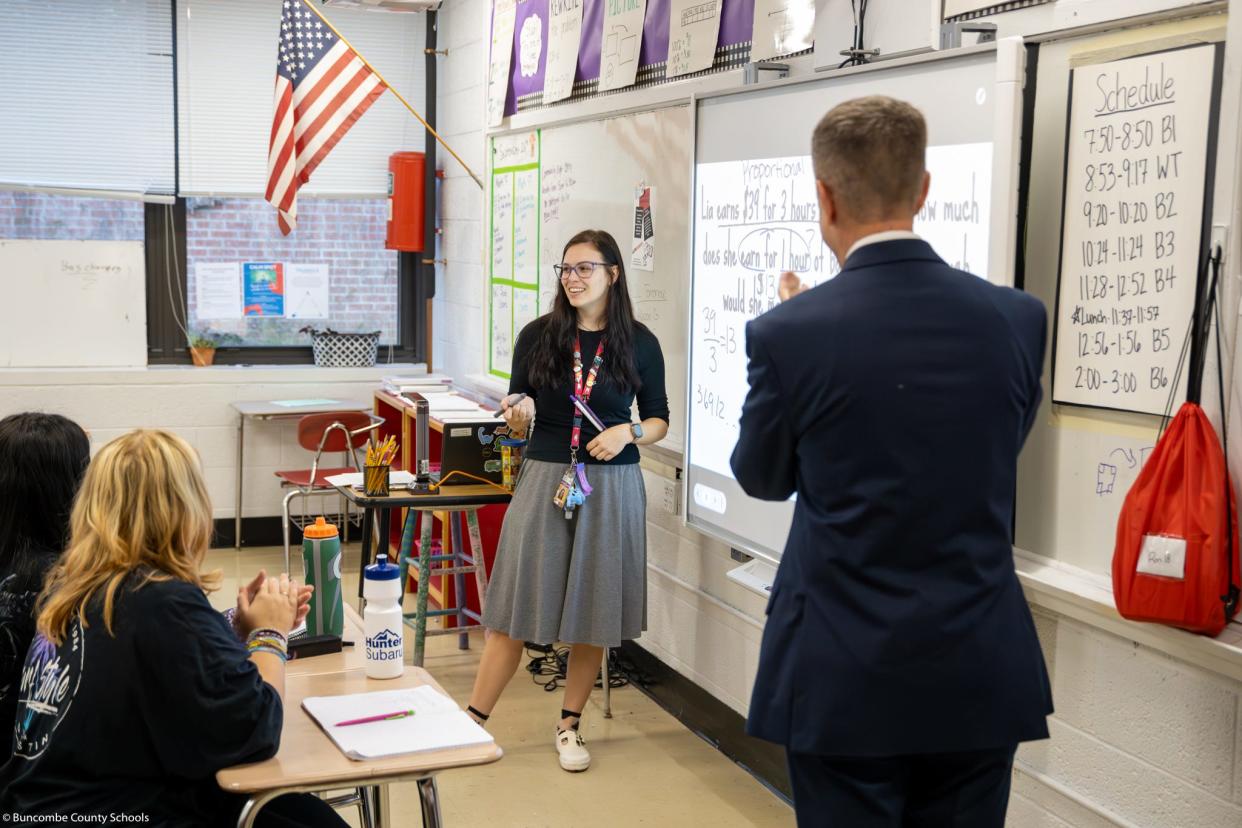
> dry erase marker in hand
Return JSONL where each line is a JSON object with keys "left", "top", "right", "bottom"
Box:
{"left": 335, "top": 709, "right": 415, "bottom": 727}
{"left": 494, "top": 393, "right": 527, "bottom": 417}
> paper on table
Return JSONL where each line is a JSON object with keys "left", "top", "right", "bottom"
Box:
{"left": 271, "top": 398, "right": 342, "bottom": 407}
{"left": 425, "top": 396, "right": 486, "bottom": 412}
{"left": 324, "top": 470, "right": 416, "bottom": 490}
{"left": 303, "top": 686, "right": 494, "bottom": 760}
{"left": 383, "top": 375, "right": 452, "bottom": 385}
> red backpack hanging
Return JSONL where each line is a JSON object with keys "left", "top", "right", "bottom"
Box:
{"left": 1113, "top": 248, "right": 1241, "bottom": 636}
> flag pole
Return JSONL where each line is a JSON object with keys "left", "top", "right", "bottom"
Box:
{"left": 302, "top": 1, "right": 484, "bottom": 190}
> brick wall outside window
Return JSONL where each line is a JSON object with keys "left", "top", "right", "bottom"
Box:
{"left": 0, "top": 191, "right": 144, "bottom": 240}
{"left": 185, "top": 197, "right": 398, "bottom": 347}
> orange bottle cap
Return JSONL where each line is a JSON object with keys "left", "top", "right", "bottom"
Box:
{"left": 303, "top": 516, "right": 339, "bottom": 539}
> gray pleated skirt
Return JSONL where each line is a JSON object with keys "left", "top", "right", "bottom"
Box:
{"left": 482, "top": 458, "right": 647, "bottom": 648}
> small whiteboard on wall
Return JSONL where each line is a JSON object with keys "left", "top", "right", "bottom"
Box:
{"left": 0, "top": 240, "right": 147, "bottom": 368}
{"left": 487, "top": 106, "right": 693, "bottom": 454}
{"left": 1051, "top": 43, "right": 1224, "bottom": 415}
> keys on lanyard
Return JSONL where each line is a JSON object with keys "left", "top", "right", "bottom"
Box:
{"left": 557, "top": 336, "right": 605, "bottom": 518}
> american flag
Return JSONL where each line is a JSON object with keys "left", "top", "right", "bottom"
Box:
{"left": 266, "top": 0, "right": 387, "bottom": 234}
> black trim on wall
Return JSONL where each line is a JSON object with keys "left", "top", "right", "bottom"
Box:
{"left": 144, "top": 200, "right": 189, "bottom": 363}
{"left": 420, "top": 8, "right": 439, "bottom": 363}
{"left": 212, "top": 516, "right": 286, "bottom": 550}
{"left": 1013, "top": 42, "right": 1040, "bottom": 293}
{"left": 618, "top": 641, "right": 792, "bottom": 801}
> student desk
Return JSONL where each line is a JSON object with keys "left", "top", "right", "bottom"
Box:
{"left": 336, "top": 483, "right": 512, "bottom": 666}
{"left": 230, "top": 399, "right": 371, "bottom": 549}
{"left": 218, "top": 606, "right": 503, "bottom": 828}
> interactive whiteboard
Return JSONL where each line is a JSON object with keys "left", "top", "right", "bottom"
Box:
{"left": 686, "top": 43, "right": 1027, "bottom": 562}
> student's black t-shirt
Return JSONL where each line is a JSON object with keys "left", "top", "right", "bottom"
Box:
{"left": 508, "top": 320, "right": 670, "bottom": 465}
{"left": 0, "top": 548, "right": 56, "bottom": 767}
{"left": 0, "top": 573, "right": 282, "bottom": 825}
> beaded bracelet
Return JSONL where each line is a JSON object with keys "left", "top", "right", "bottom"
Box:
{"left": 248, "top": 644, "right": 288, "bottom": 663}
{"left": 249, "top": 628, "right": 288, "bottom": 645}
{"left": 249, "top": 640, "right": 290, "bottom": 655}
{"left": 246, "top": 628, "right": 289, "bottom": 660}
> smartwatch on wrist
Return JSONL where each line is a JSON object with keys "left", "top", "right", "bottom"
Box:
{"left": 629, "top": 422, "right": 643, "bottom": 443}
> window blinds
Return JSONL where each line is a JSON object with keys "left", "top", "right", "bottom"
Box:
{"left": 176, "top": 0, "right": 427, "bottom": 197}
{"left": 0, "top": 0, "right": 176, "bottom": 200}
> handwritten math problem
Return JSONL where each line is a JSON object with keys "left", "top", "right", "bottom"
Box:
{"left": 690, "top": 146, "right": 996, "bottom": 477}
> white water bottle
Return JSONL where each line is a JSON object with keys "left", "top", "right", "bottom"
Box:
{"left": 363, "top": 554, "right": 404, "bottom": 679}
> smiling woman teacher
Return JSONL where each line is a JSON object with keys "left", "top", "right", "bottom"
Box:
{"left": 466, "top": 229, "right": 669, "bottom": 773}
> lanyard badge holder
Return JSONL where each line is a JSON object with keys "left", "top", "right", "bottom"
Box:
{"left": 556, "top": 338, "right": 604, "bottom": 519}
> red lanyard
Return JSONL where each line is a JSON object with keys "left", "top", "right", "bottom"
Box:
{"left": 570, "top": 337, "right": 605, "bottom": 458}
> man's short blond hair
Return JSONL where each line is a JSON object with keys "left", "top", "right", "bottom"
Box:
{"left": 811, "top": 96, "right": 927, "bottom": 223}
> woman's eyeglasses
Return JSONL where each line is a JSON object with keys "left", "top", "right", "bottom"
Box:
{"left": 553, "top": 261, "right": 610, "bottom": 281}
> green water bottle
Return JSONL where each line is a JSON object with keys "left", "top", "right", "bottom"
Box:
{"left": 301, "top": 516, "right": 343, "bottom": 636}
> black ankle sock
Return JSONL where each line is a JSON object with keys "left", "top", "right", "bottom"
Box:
{"left": 560, "top": 708, "right": 582, "bottom": 730}
{"left": 467, "top": 705, "right": 490, "bottom": 722}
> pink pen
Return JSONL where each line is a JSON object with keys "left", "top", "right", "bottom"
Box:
{"left": 334, "top": 709, "right": 415, "bottom": 727}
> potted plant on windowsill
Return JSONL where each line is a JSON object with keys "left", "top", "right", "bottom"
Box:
{"left": 188, "top": 332, "right": 218, "bottom": 366}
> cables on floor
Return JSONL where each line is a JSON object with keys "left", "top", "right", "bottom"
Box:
{"left": 523, "top": 643, "right": 649, "bottom": 693}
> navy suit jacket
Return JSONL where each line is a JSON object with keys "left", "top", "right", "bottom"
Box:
{"left": 732, "top": 239, "right": 1053, "bottom": 757}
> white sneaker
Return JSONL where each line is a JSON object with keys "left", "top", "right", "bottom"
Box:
{"left": 555, "top": 728, "right": 591, "bottom": 772}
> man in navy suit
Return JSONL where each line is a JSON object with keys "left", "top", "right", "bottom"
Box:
{"left": 731, "top": 96, "right": 1052, "bottom": 827}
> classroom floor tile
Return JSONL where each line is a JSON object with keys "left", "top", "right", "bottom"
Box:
{"left": 205, "top": 545, "right": 793, "bottom": 828}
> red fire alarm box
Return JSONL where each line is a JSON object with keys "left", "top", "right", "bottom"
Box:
{"left": 386, "top": 151, "right": 425, "bottom": 252}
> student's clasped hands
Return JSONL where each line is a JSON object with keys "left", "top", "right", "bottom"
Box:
{"left": 236, "top": 570, "right": 310, "bottom": 635}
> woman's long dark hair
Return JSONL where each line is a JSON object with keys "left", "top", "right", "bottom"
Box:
{"left": 527, "top": 229, "right": 644, "bottom": 392}
{"left": 0, "top": 412, "right": 90, "bottom": 578}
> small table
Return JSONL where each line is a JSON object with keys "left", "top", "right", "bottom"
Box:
{"left": 218, "top": 607, "right": 503, "bottom": 828}
{"left": 335, "top": 483, "right": 512, "bottom": 665}
{"left": 230, "top": 399, "right": 371, "bottom": 549}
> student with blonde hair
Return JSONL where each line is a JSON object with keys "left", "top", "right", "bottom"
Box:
{"left": 1, "top": 429, "right": 346, "bottom": 827}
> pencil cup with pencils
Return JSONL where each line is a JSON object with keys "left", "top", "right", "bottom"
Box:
{"left": 363, "top": 464, "right": 390, "bottom": 497}
{"left": 364, "top": 436, "right": 399, "bottom": 497}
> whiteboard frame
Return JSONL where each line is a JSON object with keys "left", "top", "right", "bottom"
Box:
{"left": 682, "top": 41, "right": 1031, "bottom": 564}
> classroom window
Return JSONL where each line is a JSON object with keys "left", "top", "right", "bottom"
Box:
{"left": 0, "top": 192, "right": 145, "bottom": 242}
{"left": 184, "top": 197, "right": 399, "bottom": 348}
{"left": 146, "top": 199, "right": 427, "bottom": 365}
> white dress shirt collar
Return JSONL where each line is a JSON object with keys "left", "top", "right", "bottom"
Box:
{"left": 845, "top": 230, "right": 923, "bottom": 262}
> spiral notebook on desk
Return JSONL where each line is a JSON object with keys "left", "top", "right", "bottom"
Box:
{"left": 302, "top": 685, "right": 494, "bottom": 760}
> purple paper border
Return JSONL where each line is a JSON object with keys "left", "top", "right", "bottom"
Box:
{"left": 503, "top": 0, "right": 756, "bottom": 113}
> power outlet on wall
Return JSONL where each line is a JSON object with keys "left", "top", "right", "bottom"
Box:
{"left": 662, "top": 479, "right": 681, "bottom": 516}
